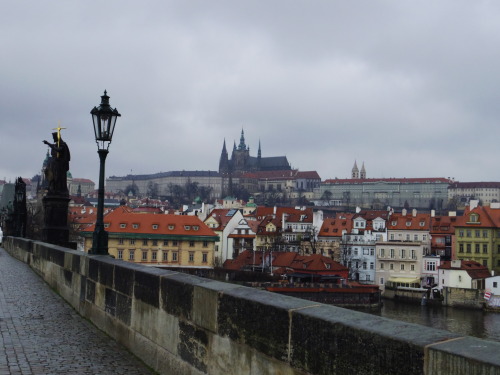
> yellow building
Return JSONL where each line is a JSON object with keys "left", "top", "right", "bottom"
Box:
{"left": 454, "top": 205, "right": 500, "bottom": 274}
{"left": 81, "top": 206, "right": 218, "bottom": 268}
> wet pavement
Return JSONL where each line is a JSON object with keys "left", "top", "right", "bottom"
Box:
{"left": 0, "top": 247, "right": 155, "bottom": 374}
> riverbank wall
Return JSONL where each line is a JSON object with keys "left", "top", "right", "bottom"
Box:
{"left": 5, "top": 236, "right": 500, "bottom": 375}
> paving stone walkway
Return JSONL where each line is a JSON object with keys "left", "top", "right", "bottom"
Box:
{"left": 0, "top": 247, "right": 156, "bottom": 375}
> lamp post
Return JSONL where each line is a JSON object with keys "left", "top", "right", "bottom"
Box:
{"left": 89, "top": 90, "right": 121, "bottom": 255}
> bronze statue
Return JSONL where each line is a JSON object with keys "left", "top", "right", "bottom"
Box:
{"left": 43, "top": 131, "right": 70, "bottom": 195}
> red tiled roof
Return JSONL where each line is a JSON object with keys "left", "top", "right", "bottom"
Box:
{"left": 241, "top": 170, "right": 299, "bottom": 179}
{"left": 440, "top": 260, "right": 491, "bottom": 279}
{"left": 324, "top": 177, "right": 452, "bottom": 184}
{"left": 224, "top": 250, "right": 348, "bottom": 275}
{"left": 81, "top": 206, "right": 217, "bottom": 237}
{"left": 454, "top": 206, "right": 500, "bottom": 228}
{"left": 387, "top": 213, "right": 430, "bottom": 231}
{"left": 318, "top": 214, "right": 355, "bottom": 238}
{"left": 296, "top": 171, "right": 321, "bottom": 179}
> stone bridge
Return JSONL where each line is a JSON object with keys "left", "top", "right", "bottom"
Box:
{"left": 4, "top": 237, "right": 500, "bottom": 375}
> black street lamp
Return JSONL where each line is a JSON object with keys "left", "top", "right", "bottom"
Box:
{"left": 89, "top": 90, "right": 121, "bottom": 255}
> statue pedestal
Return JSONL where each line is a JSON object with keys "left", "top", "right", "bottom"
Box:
{"left": 42, "top": 194, "right": 70, "bottom": 247}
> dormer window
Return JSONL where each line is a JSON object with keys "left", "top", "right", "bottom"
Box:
{"left": 419, "top": 221, "right": 425, "bottom": 227}
{"left": 406, "top": 221, "right": 411, "bottom": 227}
{"left": 468, "top": 214, "right": 480, "bottom": 224}
{"left": 325, "top": 263, "right": 331, "bottom": 269}
{"left": 391, "top": 221, "right": 397, "bottom": 226}
{"left": 152, "top": 224, "right": 159, "bottom": 230}
{"left": 132, "top": 224, "right": 139, "bottom": 229}
{"left": 193, "top": 226, "right": 199, "bottom": 231}
{"left": 120, "top": 223, "right": 126, "bottom": 229}
{"left": 168, "top": 225, "right": 175, "bottom": 230}
{"left": 104, "top": 223, "right": 110, "bottom": 228}
{"left": 184, "top": 225, "right": 191, "bottom": 230}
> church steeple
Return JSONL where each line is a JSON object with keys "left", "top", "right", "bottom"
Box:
{"left": 238, "top": 129, "right": 246, "bottom": 151}
{"left": 258, "top": 139, "right": 261, "bottom": 159}
{"left": 352, "top": 161, "right": 359, "bottom": 179}
{"left": 360, "top": 162, "right": 366, "bottom": 179}
{"left": 218, "top": 139, "right": 229, "bottom": 173}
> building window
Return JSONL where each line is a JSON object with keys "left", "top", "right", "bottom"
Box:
{"left": 152, "top": 224, "right": 158, "bottom": 230}
{"left": 152, "top": 251, "right": 157, "bottom": 261}
{"left": 184, "top": 226, "right": 191, "bottom": 230}
{"left": 370, "top": 262, "right": 374, "bottom": 270}
{"left": 118, "top": 238, "right": 124, "bottom": 245}
{"left": 203, "top": 241, "right": 209, "bottom": 247}
{"left": 163, "top": 240, "right": 168, "bottom": 246}
{"left": 466, "top": 230, "right": 471, "bottom": 238}
{"left": 411, "top": 249, "right": 416, "bottom": 259}
{"left": 362, "top": 262, "right": 367, "bottom": 270}
{"left": 162, "top": 251, "right": 168, "bottom": 261}
{"left": 390, "top": 249, "right": 395, "bottom": 258}
{"left": 168, "top": 225, "right": 175, "bottom": 230}
{"left": 380, "top": 263, "right": 384, "bottom": 269}
{"left": 129, "top": 250, "right": 135, "bottom": 261}
{"left": 173, "top": 241, "right": 178, "bottom": 246}
{"left": 130, "top": 239, "right": 135, "bottom": 245}
{"left": 401, "top": 264, "right": 405, "bottom": 271}
{"left": 172, "top": 252, "right": 178, "bottom": 262}
{"left": 475, "top": 230, "right": 480, "bottom": 238}
{"left": 143, "top": 239, "right": 148, "bottom": 246}
{"left": 414, "top": 235, "right": 418, "bottom": 241}
{"left": 380, "top": 277, "right": 384, "bottom": 285}
{"left": 202, "top": 253, "right": 208, "bottom": 263}
{"left": 494, "top": 282, "right": 498, "bottom": 288}
{"left": 410, "top": 265, "right": 415, "bottom": 271}
{"left": 142, "top": 251, "right": 148, "bottom": 261}
{"left": 475, "top": 244, "right": 480, "bottom": 254}
{"left": 193, "top": 226, "right": 199, "bottom": 231}
{"left": 120, "top": 223, "right": 126, "bottom": 229}
{"left": 380, "top": 248, "right": 385, "bottom": 257}
{"left": 466, "top": 244, "right": 471, "bottom": 253}
{"left": 400, "top": 249, "right": 406, "bottom": 259}
{"left": 459, "top": 275, "right": 462, "bottom": 282}
{"left": 483, "top": 244, "right": 488, "bottom": 254}
{"left": 152, "top": 240, "right": 158, "bottom": 246}
{"left": 189, "top": 252, "right": 194, "bottom": 262}
{"left": 459, "top": 230, "right": 464, "bottom": 237}
{"left": 189, "top": 241, "right": 195, "bottom": 247}
{"left": 483, "top": 231, "right": 488, "bottom": 238}
{"left": 133, "top": 224, "right": 139, "bottom": 229}
{"left": 459, "top": 244, "right": 464, "bottom": 253}
{"left": 117, "top": 250, "right": 123, "bottom": 259}
{"left": 390, "top": 263, "right": 394, "bottom": 270}
{"left": 483, "top": 260, "right": 488, "bottom": 267}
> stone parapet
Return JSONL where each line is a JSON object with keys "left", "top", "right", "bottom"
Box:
{"left": 4, "top": 236, "right": 500, "bottom": 375}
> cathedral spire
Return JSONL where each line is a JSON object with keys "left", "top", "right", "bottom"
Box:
{"left": 238, "top": 128, "right": 246, "bottom": 151}
{"left": 258, "top": 139, "right": 261, "bottom": 159}
{"left": 360, "top": 162, "right": 366, "bottom": 179}
{"left": 218, "top": 139, "right": 229, "bottom": 174}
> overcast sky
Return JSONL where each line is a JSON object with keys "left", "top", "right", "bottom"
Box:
{"left": 2, "top": 1, "right": 500, "bottom": 185}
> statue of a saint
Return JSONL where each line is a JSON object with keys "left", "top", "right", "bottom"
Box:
{"left": 43, "top": 132, "right": 71, "bottom": 194}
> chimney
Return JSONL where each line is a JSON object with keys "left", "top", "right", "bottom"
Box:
{"left": 431, "top": 210, "right": 435, "bottom": 217}
{"left": 451, "top": 259, "right": 461, "bottom": 268}
{"left": 470, "top": 200, "right": 479, "bottom": 210}
{"left": 449, "top": 211, "right": 456, "bottom": 217}
{"left": 412, "top": 209, "right": 417, "bottom": 217}
{"left": 402, "top": 208, "right": 407, "bottom": 216}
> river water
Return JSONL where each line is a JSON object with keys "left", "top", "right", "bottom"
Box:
{"left": 366, "top": 299, "right": 500, "bottom": 343}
